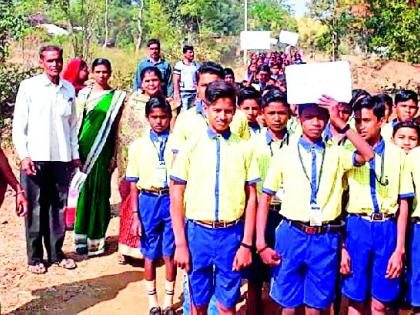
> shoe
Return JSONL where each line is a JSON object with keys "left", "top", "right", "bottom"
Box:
{"left": 149, "top": 306, "right": 161, "bottom": 315}
{"left": 162, "top": 307, "right": 175, "bottom": 315}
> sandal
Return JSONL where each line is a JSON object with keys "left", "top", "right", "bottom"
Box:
{"left": 28, "top": 262, "right": 47, "bottom": 274}
{"left": 56, "top": 258, "right": 77, "bottom": 270}
{"left": 162, "top": 307, "right": 175, "bottom": 315}
{"left": 149, "top": 306, "right": 161, "bottom": 315}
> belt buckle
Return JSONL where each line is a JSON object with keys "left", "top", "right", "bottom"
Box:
{"left": 305, "top": 226, "right": 317, "bottom": 234}
{"left": 371, "top": 213, "right": 384, "bottom": 221}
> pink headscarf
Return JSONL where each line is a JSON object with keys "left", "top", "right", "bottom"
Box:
{"left": 62, "top": 58, "right": 87, "bottom": 93}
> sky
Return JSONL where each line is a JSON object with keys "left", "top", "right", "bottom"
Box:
{"left": 289, "top": 0, "right": 309, "bottom": 18}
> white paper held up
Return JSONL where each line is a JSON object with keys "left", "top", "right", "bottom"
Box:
{"left": 279, "top": 30, "right": 299, "bottom": 46}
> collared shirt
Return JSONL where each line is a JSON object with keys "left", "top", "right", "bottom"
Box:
{"left": 170, "top": 128, "right": 260, "bottom": 222}
{"left": 171, "top": 100, "right": 251, "bottom": 153}
{"left": 345, "top": 139, "right": 414, "bottom": 215}
{"left": 407, "top": 147, "right": 420, "bottom": 218}
{"left": 12, "top": 73, "right": 79, "bottom": 162}
{"left": 126, "top": 129, "right": 174, "bottom": 190}
{"left": 252, "top": 128, "right": 289, "bottom": 199}
{"left": 133, "top": 58, "right": 173, "bottom": 96}
{"left": 262, "top": 137, "right": 356, "bottom": 222}
{"left": 173, "top": 60, "right": 199, "bottom": 91}
{"left": 249, "top": 123, "right": 262, "bottom": 136}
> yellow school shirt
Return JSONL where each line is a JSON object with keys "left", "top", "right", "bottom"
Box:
{"left": 251, "top": 128, "right": 290, "bottom": 201}
{"left": 171, "top": 100, "right": 250, "bottom": 153}
{"left": 170, "top": 128, "right": 260, "bottom": 222}
{"left": 406, "top": 147, "right": 420, "bottom": 218}
{"left": 381, "top": 120, "right": 397, "bottom": 141}
{"left": 126, "top": 129, "right": 174, "bottom": 190}
{"left": 345, "top": 140, "right": 414, "bottom": 215}
{"left": 262, "top": 137, "right": 355, "bottom": 222}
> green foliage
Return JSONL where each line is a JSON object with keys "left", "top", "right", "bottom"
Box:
{"left": 366, "top": 1, "right": 420, "bottom": 64}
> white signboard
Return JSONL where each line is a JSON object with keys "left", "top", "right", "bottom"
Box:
{"left": 285, "top": 61, "right": 352, "bottom": 104}
{"left": 279, "top": 30, "right": 299, "bottom": 46}
{"left": 240, "top": 31, "right": 272, "bottom": 50}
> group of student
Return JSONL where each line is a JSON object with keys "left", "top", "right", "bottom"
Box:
{"left": 122, "top": 55, "right": 420, "bottom": 315}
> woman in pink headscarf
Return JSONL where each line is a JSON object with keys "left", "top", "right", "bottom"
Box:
{"left": 63, "top": 58, "right": 89, "bottom": 95}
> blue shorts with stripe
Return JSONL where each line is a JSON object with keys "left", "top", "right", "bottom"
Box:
{"left": 341, "top": 215, "right": 400, "bottom": 303}
{"left": 138, "top": 192, "right": 174, "bottom": 260}
{"left": 408, "top": 222, "right": 420, "bottom": 307}
{"left": 186, "top": 220, "right": 243, "bottom": 309}
{"left": 270, "top": 220, "right": 340, "bottom": 309}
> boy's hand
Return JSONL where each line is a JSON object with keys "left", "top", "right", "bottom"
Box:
{"left": 317, "top": 95, "right": 346, "bottom": 130}
{"left": 16, "top": 193, "right": 29, "bottom": 217}
{"left": 386, "top": 250, "right": 404, "bottom": 279}
{"left": 232, "top": 246, "right": 252, "bottom": 271}
{"left": 259, "top": 247, "right": 281, "bottom": 266}
{"left": 174, "top": 244, "right": 190, "bottom": 272}
{"left": 130, "top": 215, "right": 142, "bottom": 236}
{"left": 21, "top": 157, "right": 36, "bottom": 176}
{"left": 340, "top": 247, "right": 352, "bottom": 275}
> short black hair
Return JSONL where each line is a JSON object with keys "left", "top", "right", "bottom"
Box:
{"left": 257, "top": 65, "right": 270, "bottom": 74}
{"left": 147, "top": 38, "right": 160, "bottom": 47}
{"left": 395, "top": 89, "right": 418, "bottom": 106}
{"left": 145, "top": 96, "right": 172, "bottom": 117}
{"left": 376, "top": 93, "right": 393, "bottom": 109}
{"left": 349, "top": 89, "right": 370, "bottom": 108}
{"left": 183, "top": 45, "right": 194, "bottom": 53}
{"left": 205, "top": 81, "right": 237, "bottom": 105}
{"left": 262, "top": 89, "right": 289, "bottom": 109}
{"left": 298, "top": 103, "right": 329, "bottom": 117}
{"left": 353, "top": 95, "right": 385, "bottom": 120}
{"left": 197, "top": 61, "right": 225, "bottom": 80}
{"left": 224, "top": 67, "right": 235, "bottom": 78}
{"left": 92, "top": 58, "right": 112, "bottom": 72}
{"left": 39, "top": 45, "right": 63, "bottom": 59}
{"left": 392, "top": 120, "right": 420, "bottom": 138}
{"left": 140, "top": 66, "right": 162, "bottom": 82}
{"left": 238, "top": 87, "right": 261, "bottom": 107}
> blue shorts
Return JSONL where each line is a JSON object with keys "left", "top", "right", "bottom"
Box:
{"left": 182, "top": 273, "right": 219, "bottom": 315}
{"left": 243, "top": 210, "right": 282, "bottom": 284}
{"left": 342, "top": 215, "right": 399, "bottom": 303}
{"left": 138, "top": 192, "right": 174, "bottom": 260}
{"left": 408, "top": 223, "right": 420, "bottom": 307}
{"left": 186, "top": 220, "right": 243, "bottom": 309}
{"left": 270, "top": 220, "right": 340, "bottom": 309}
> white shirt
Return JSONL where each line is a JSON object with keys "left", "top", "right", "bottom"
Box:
{"left": 12, "top": 73, "right": 79, "bottom": 162}
{"left": 173, "top": 60, "right": 199, "bottom": 91}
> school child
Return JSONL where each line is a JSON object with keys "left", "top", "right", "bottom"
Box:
{"left": 244, "top": 89, "right": 290, "bottom": 315}
{"left": 392, "top": 120, "right": 420, "bottom": 154}
{"left": 382, "top": 89, "right": 418, "bottom": 140}
{"left": 238, "top": 87, "right": 262, "bottom": 135}
{"left": 256, "top": 96, "right": 374, "bottom": 314}
{"left": 323, "top": 101, "right": 353, "bottom": 147}
{"left": 171, "top": 61, "right": 250, "bottom": 155}
{"left": 406, "top": 141, "right": 420, "bottom": 315}
{"left": 170, "top": 81, "right": 260, "bottom": 315}
{"left": 126, "top": 97, "right": 176, "bottom": 315}
{"left": 377, "top": 93, "right": 393, "bottom": 123}
{"left": 340, "top": 95, "right": 414, "bottom": 315}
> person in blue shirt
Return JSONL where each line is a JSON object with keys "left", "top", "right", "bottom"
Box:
{"left": 133, "top": 39, "right": 173, "bottom": 97}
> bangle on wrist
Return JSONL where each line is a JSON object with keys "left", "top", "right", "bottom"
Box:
{"left": 240, "top": 242, "right": 253, "bottom": 250}
{"left": 257, "top": 245, "right": 269, "bottom": 255}
{"left": 337, "top": 124, "right": 350, "bottom": 134}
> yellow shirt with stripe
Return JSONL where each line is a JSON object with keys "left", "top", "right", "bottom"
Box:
{"left": 126, "top": 129, "right": 174, "bottom": 190}
{"left": 406, "top": 147, "right": 420, "bottom": 218}
{"left": 171, "top": 100, "right": 250, "bottom": 153}
{"left": 345, "top": 140, "right": 414, "bottom": 215}
{"left": 170, "top": 128, "right": 260, "bottom": 222}
{"left": 262, "top": 137, "right": 356, "bottom": 222}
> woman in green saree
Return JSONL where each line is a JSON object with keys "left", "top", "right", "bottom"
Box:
{"left": 74, "top": 58, "right": 126, "bottom": 256}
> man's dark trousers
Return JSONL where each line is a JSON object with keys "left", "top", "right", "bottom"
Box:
{"left": 21, "top": 161, "right": 71, "bottom": 265}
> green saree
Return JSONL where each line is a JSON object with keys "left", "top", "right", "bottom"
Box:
{"left": 74, "top": 89, "right": 125, "bottom": 256}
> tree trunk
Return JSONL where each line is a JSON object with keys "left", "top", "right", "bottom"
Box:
{"left": 135, "top": 0, "right": 144, "bottom": 53}
{"left": 103, "top": 0, "right": 109, "bottom": 48}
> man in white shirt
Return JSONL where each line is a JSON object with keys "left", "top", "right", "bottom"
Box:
{"left": 12, "top": 45, "right": 80, "bottom": 274}
{"left": 173, "top": 45, "right": 200, "bottom": 111}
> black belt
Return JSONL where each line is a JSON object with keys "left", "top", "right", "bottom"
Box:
{"left": 288, "top": 219, "right": 344, "bottom": 235}
{"left": 180, "top": 90, "right": 196, "bottom": 93}
{"left": 192, "top": 219, "right": 241, "bottom": 229}
{"left": 411, "top": 217, "right": 420, "bottom": 224}
{"left": 141, "top": 188, "right": 169, "bottom": 196}
{"left": 269, "top": 204, "right": 281, "bottom": 212}
{"left": 351, "top": 213, "right": 395, "bottom": 222}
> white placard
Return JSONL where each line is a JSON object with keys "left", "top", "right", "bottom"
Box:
{"left": 279, "top": 30, "right": 299, "bottom": 46}
{"left": 240, "top": 31, "right": 272, "bottom": 50}
{"left": 285, "top": 61, "right": 352, "bottom": 104}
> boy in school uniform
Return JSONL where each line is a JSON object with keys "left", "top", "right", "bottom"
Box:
{"left": 126, "top": 97, "right": 176, "bottom": 315}
{"left": 340, "top": 95, "right": 414, "bottom": 314}
{"left": 381, "top": 89, "right": 418, "bottom": 140}
{"left": 406, "top": 145, "right": 420, "bottom": 314}
{"left": 256, "top": 96, "right": 375, "bottom": 314}
{"left": 238, "top": 86, "right": 262, "bottom": 135}
{"left": 170, "top": 81, "right": 260, "bottom": 315}
{"left": 244, "top": 89, "right": 291, "bottom": 315}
